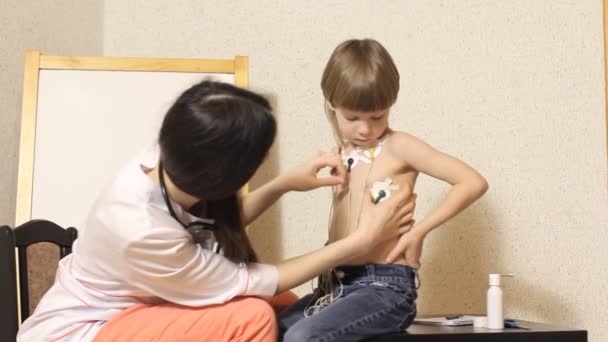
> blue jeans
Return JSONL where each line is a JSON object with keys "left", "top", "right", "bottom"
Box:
{"left": 278, "top": 264, "right": 418, "bottom": 342}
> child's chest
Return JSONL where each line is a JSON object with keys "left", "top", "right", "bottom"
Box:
{"left": 330, "top": 145, "right": 416, "bottom": 238}
{"left": 335, "top": 145, "right": 411, "bottom": 201}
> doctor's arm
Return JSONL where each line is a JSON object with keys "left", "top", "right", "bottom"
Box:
{"left": 240, "top": 151, "right": 346, "bottom": 226}
{"left": 122, "top": 190, "right": 414, "bottom": 304}
{"left": 273, "top": 189, "right": 413, "bottom": 292}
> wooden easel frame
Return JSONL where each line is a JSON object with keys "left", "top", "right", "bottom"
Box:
{"left": 15, "top": 51, "right": 249, "bottom": 225}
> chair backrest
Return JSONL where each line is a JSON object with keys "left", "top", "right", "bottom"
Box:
{"left": 0, "top": 220, "right": 77, "bottom": 342}
{"left": 0, "top": 225, "right": 19, "bottom": 342}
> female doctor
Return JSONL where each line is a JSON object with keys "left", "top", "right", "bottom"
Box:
{"left": 17, "top": 80, "right": 416, "bottom": 342}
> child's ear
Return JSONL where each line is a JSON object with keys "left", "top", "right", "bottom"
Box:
{"left": 326, "top": 101, "right": 336, "bottom": 111}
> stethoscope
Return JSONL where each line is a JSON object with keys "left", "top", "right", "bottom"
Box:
{"left": 158, "top": 161, "right": 221, "bottom": 253}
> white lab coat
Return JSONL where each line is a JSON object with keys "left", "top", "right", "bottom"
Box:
{"left": 17, "top": 145, "right": 278, "bottom": 342}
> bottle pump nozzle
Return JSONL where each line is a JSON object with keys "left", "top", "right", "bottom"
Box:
{"left": 489, "top": 273, "right": 513, "bottom": 286}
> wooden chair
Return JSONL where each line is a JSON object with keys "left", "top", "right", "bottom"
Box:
{"left": 0, "top": 220, "right": 77, "bottom": 342}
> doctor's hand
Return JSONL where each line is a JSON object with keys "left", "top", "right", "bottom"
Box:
{"left": 352, "top": 191, "right": 417, "bottom": 251}
{"left": 385, "top": 228, "right": 425, "bottom": 269}
{"left": 279, "top": 150, "right": 346, "bottom": 192}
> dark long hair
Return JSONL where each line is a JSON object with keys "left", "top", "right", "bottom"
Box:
{"left": 158, "top": 80, "right": 276, "bottom": 262}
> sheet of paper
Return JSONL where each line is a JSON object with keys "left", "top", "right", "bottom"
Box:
{"left": 413, "top": 315, "right": 480, "bottom": 326}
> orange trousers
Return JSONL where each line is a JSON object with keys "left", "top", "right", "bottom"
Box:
{"left": 93, "top": 292, "right": 298, "bottom": 342}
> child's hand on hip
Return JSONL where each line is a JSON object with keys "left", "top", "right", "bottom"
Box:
{"left": 385, "top": 229, "right": 425, "bottom": 269}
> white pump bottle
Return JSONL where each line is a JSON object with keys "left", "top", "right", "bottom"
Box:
{"left": 486, "top": 273, "right": 513, "bottom": 329}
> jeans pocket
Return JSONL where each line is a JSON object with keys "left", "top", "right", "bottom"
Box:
{"left": 353, "top": 280, "right": 416, "bottom": 301}
{"left": 374, "top": 285, "right": 417, "bottom": 332}
{"left": 354, "top": 280, "right": 390, "bottom": 288}
{"left": 397, "top": 304, "right": 417, "bottom": 330}
{"left": 388, "top": 282, "right": 417, "bottom": 299}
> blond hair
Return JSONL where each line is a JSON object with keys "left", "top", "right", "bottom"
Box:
{"left": 321, "top": 39, "right": 400, "bottom": 146}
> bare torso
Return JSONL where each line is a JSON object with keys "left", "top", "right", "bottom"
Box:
{"left": 329, "top": 131, "right": 418, "bottom": 265}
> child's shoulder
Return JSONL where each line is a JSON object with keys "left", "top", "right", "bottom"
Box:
{"left": 386, "top": 130, "right": 423, "bottom": 150}
{"left": 385, "top": 130, "right": 433, "bottom": 161}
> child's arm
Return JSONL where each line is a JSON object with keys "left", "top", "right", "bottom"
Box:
{"left": 385, "top": 132, "right": 488, "bottom": 266}
{"left": 240, "top": 151, "right": 346, "bottom": 226}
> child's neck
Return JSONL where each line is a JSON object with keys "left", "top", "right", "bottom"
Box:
{"left": 347, "top": 129, "right": 391, "bottom": 150}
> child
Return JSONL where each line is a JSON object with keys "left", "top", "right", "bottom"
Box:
{"left": 278, "top": 39, "right": 489, "bottom": 341}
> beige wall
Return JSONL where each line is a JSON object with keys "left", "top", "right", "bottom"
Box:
{"left": 0, "top": 0, "right": 103, "bottom": 312}
{"left": 1, "top": 0, "right": 606, "bottom": 340}
{"left": 0, "top": 0, "right": 103, "bottom": 224}
{"left": 104, "top": 1, "right": 607, "bottom": 339}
